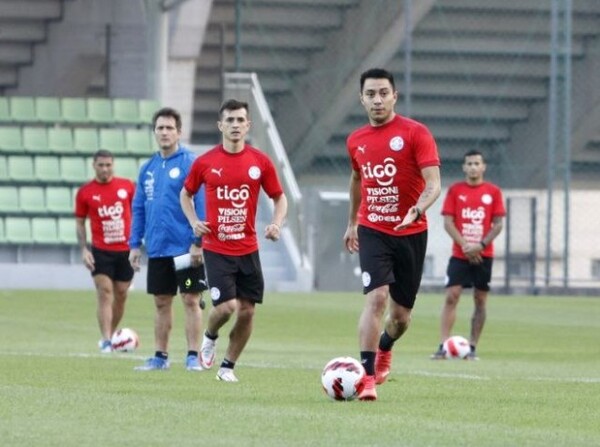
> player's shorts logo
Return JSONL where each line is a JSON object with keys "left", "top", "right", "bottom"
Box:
{"left": 362, "top": 271, "right": 371, "bottom": 287}
{"left": 210, "top": 287, "right": 221, "bottom": 301}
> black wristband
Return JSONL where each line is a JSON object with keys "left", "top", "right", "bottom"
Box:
{"left": 193, "top": 237, "right": 202, "bottom": 247}
{"left": 480, "top": 240, "right": 487, "bottom": 248}
{"left": 414, "top": 206, "right": 422, "bottom": 220}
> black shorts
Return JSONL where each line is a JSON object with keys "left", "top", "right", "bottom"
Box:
{"left": 203, "top": 249, "right": 264, "bottom": 306}
{"left": 147, "top": 256, "right": 208, "bottom": 296}
{"left": 91, "top": 247, "right": 134, "bottom": 282}
{"left": 446, "top": 256, "right": 493, "bottom": 292}
{"left": 357, "top": 225, "right": 427, "bottom": 309}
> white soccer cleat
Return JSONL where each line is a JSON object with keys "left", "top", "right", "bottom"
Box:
{"left": 200, "top": 335, "right": 216, "bottom": 369}
{"left": 216, "top": 367, "right": 238, "bottom": 382}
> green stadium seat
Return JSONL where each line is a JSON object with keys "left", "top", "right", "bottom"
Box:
{"left": 0, "top": 97, "right": 10, "bottom": 122}
{"left": 0, "top": 186, "right": 20, "bottom": 213}
{"left": 0, "top": 155, "right": 8, "bottom": 181}
{"left": 19, "top": 186, "right": 46, "bottom": 213}
{"left": 87, "top": 98, "right": 113, "bottom": 124}
{"left": 23, "top": 127, "right": 50, "bottom": 153}
{"left": 139, "top": 99, "right": 160, "bottom": 124}
{"left": 35, "top": 97, "right": 62, "bottom": 123}
{"left": 61, "top": 98, "right": 88, "bottom": 123}
{"left": 113, "top": 99, "right": 140, "bottom": 124}
{"left": 5, "top": 216, "right": 32, "bottom": 244}
{"left": 125, "top": 128, "right": 152, "bottom": 154}
{"left": 9, "top": 97, "right": 37, "bottom": 123}
{"left": 99, "top": 128, "right": 126, "bottom": 154}
{"left": 73, "top": 128, "right": 99, "bottom": 154}
{"left": 57, "top": 216, "right": 77, "bottom": 244}
{"left": 60, "top": 156, "right": 87, "bottom": 182}
{"left": 48, "top": 127, "right": 75, "bottom": 153}
{"left": 116, "top": 157, "right": 139, "bottom": 180}
{"left": 0, "top": 126, "right": 24, "bottom": 152}
{"left": 8, "top": 156, "right": 35, "bottom": 181}
{"left": 34, "top": 156, "right": 62, "bottom": 182}
{"left": 46, "top": 186, "right": 73, "bottom": 213}
{"left": 32, "top": 217, "right": 59, "bottom": 244}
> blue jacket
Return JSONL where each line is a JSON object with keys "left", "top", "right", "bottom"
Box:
{"left": 130, "top": 145, "right": 205, "bottom": 258}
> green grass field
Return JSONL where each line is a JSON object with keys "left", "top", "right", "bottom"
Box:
{"left": 0, "top": 289, "right": 599, "bottom": 446}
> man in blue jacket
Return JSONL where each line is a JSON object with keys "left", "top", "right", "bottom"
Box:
{"left": 129, "top": 107, "right": 207, "bottom": 371}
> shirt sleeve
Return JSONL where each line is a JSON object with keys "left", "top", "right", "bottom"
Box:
{"left": 129, "top": 169, "right": 146, "bottom": 249}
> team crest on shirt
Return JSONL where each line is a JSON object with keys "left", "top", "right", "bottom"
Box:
{"left": 481, "top": 194, "right": 492, "bottom": 205}
{"left": 117, "top": 188, "right": 128, "bottom": 199}
{"left": 169, "top": 167, "right": 181, "bottom": 179}
{"left": 248, "top": 166, "right": 261, "bottom": 180}
{"left": 389, "top": 136, "right": 404, "bottom": 151}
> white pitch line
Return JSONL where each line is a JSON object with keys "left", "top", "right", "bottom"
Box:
{"left": 2, "top": 351, "right": 599, "bottom": 383}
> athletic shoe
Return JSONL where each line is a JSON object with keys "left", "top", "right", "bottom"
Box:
{"left": 374, "top": 349, "right": 392, "bottom": 385}
{"left": 99, "top": 339, "right": 112, "bottom": 354}
{"left": 358, "top": 375, "right": 377, "bottom": 401}
{"left": 430, "top": 347, "right": 447, "bottom": 360}
{"left": 200, "top": 335, "right": 216, "bottom": 369}
{"left": 216, "top": 367, "right": 239, "bottom": 382}
{"left": 134, "top": 357, "right": 170, "bottom": 371}
{"left": 465, "top": 351, "right": 480, "bottom": 361}
{"left": 185, "top": 355, "right": 204, "bottom": 372}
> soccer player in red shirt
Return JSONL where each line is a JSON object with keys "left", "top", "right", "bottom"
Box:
{"left": 344, "top": 68, "right": 441, "bottom": 400}
{"left": 431, "top": 150, "right": 506, "bottom": 360}
{"left": 75, "top": 149, "right": 135, "bottom": 353}
{"left": 180, "top": 99, "right": 287, "bottom": 382}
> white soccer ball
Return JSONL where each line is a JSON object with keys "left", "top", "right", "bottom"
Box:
{"left": 111, "top": 328, "right": 139, "bottom": 352}
{"left": 443, "top": 335, "right": 471, "bottom": 359}
{"left": 321, "top": 356, "right": 366, "bottom": 401}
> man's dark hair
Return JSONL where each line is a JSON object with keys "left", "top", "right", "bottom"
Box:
{"left": 219, "top": 99, "right": 249, "bottom": 118}
{"left": 464, "top": 149, "right": 485, "bottom": 162}
{"left": 360, "top": 68, "right": 396, "bottom": 92}
{"left": 152, "top": 107, "right": 182, "bottom": 131}
{"left": 93, "top": 149, "right": 113, "bottom": 161}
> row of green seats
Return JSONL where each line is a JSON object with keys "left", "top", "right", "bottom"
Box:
{"left": 0, "top": 185, "right": 77, "bottom": 215}
{"left": 0, "top": 126, "right": 154, "bottom": 155}
{"left": 0, "top": 216, "right": 77, "bottom": 245}
{"left": 0, "top": 97, "right": 160, "bottom": 125}
{"left": 0, "top": 155, "right": 141, "bottom": 184}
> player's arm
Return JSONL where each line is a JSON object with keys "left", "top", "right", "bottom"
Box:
{"left": 481, "top": 216, "right": 504, "bottom": 247}
{"left": 343, "top": 169, "right": 361, "bottom": 253}
{"left": 395, "top": 165, "right": 441, "bottom": 230}
{"left": 265, "top": 193, "right": 288, "bottom": 241}
{"left": 75, "top": 217, "right": 94, "bottom": 271}
{"left": 180, "top": 187, "right": 211, "bottom": 236}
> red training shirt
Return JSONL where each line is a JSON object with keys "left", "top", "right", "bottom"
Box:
{"left": 346, "top": 114, "right": 440, "bottom": 236}
{"left": 74, "top": 177, "right": 135, "bottom": 251}
{"left": 442, "top": 181, "right": 506, "bottom": 259}
{"left": 184, "top": 144, "right": 284, "bottom": 256}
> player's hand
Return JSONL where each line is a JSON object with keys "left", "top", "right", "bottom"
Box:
{"left": 191, "top": 220, "right": 211, "bottom": 236}
{"left": 189, "top": 244, "right": 204, "bottom": 266}
{"left": 394, "top": 206, "right": 420, "bottom": 231}
{"left": 343, "top": 224, "right": 359, "bottom": 254}
{"left": 129, "top": 248, "right": 142, "bottom": 272}
{"left": 81, "top": 247, "right": 95, "bottom": 272}
{"left": 265, "top": 223, "right": 281, "bottom": 241}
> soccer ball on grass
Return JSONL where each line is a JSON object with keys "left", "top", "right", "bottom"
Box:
{"left": 321, "top": 356, "right": 365, "bottom": 401}
{"left": 111, "top": 328, "right": 139, "bottom": 352}
{"left": 443, "top": 335, "right": 471, "bottom": 359}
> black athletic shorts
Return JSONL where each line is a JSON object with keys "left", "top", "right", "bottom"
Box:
{"left": 91, "top": 246, "right": 134, "bottom": 282}
{"left": 147, "top": 256, "right": 208, "bottom": 296}
{"left": 203, "top": 249, "right": 264, "bottom": 306}
{"left": 445, "top": 256, "right": 493, "bottom": 292}
{"left": 357, "top": 225, "right": 427, "bottom": 309}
